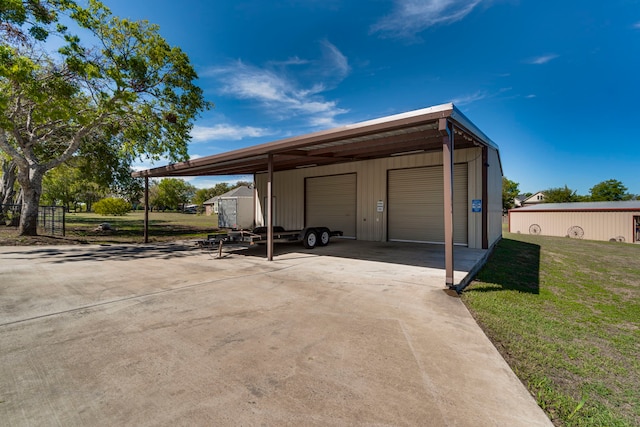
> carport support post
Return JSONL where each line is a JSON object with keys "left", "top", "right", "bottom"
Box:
{"left": 267, "top": 153, "right": 274, "bottom": 261}
{"left": 440, "top": 118, "right": 455, "bottom": 288}
{"left": 144, "top": 176, "right": 149, "bottom": 244}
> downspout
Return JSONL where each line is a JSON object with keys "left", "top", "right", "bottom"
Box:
{"left": 439, "top": 118, "right": 455, "bottom": 290}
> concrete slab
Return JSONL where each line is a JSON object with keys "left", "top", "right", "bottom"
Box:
{"left": 0, "top": 240, "right": 552, "bottom": 426}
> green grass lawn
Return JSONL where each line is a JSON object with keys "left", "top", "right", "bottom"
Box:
{"left": 462, "top": 231, "right": 640, "bottom": 426}
{"left": 63, "top": 211, "right": 218, "bottom": 243}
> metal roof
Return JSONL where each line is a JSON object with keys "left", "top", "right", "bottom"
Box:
{"left": 512, "top": 201, "right": 640, "bottom": 212}
{"left": 202, "top": 185, "right": 254, "bottom": 204}
{"left": 132, "top": 103, "right": 500, "bottom": 178}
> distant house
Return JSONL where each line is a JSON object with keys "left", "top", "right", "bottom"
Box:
{"left": 509, "top": 201, "right": 640, "bottom": 243}
{"left": 515, "top": 192, "right": 545, "bottom": 207}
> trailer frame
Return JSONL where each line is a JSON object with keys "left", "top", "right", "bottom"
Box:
{"left": 197, "top": 226, "right": 343, "bottom": 254}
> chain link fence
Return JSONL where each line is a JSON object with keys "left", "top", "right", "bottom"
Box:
{"left": 1, "top": 204, "right": 66, "bottom": 236}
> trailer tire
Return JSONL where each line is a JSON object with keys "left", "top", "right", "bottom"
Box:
{"left": 318, "top": 229, "right": 331, "bottom": 246}
{"left": 303, "top": 230, "right": 318, "bottom": 249}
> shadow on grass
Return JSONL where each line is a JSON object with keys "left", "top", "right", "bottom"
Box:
{"left": 464, "top": 237, "right": 541, "bottom": 294}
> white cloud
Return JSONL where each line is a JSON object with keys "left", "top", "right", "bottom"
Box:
{"left": 371, "top": 0, "right": 483, "bottom": 39}
{"left": 206, "top": 42, "right": 350, "bottom": 128}
{"left": 451, "top": 90, "right": 488, "bottom": 106}
{"left": 526, "top": 94, "right": 536, "bottom": 99}
{"left": 525, "top": 54, "right": 559, "bottom": 65}
{"left": 191, "top": 124, "right": 272, "bottom": 142}
{"left": 319, "top": 39, "right": 350, "bottom": 78}
{"left": 634, "top": 22, "right": 640, "bottom": 29}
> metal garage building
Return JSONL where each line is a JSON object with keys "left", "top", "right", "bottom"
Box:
{"left": 509, "top": 201, "right": 640, "bottom": 243}
{"left": 133, "top": 103, "right": 503, "bottom": 288}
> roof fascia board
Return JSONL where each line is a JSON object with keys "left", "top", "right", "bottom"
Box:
{"left": 449, "top": 104, "right": 499, "bottom": 151}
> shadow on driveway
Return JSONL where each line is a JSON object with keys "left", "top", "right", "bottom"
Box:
{"left": 0, "top": 242, "right": 199, "bottom": 263}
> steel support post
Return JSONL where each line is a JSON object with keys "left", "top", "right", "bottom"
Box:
{"left": 267, "top": 154, "right": 274, "bottom": 261}
{"left": 144, "top": 176, "right": 149, "bottom": 244}
{"left": 482, "top": 146, "right": 489, "bottom": 249}
{"left": 440, "top": 119, "right": 455, "bottom": 288}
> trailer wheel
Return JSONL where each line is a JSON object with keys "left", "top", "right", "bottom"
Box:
{"left": 318, "top": 229, "right": 331, "bottom": 246}
{"left": 303, "top": 230, "right": 318, "bottom": 249}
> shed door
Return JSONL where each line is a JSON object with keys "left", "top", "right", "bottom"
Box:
{"left": 388, "top": 164, "right": 468, "bottom": 244}
{"left": 306, "top": 174, "right": 356, "bottom": 238}
{"left": 218, "top": 198, "right": 238, "bottom": 229}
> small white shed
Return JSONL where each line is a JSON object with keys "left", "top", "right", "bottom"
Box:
{"left": 203, "top": 186, "right": 255, "bottom": 229}
{"left": 509, "top": 201, "right": 640, "bottom": 243}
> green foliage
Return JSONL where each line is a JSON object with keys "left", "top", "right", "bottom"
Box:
{"left": 93, "top": 197, "right": 131, "bottom": 215}
{"left": 543, "top": 185, "right": 579, "bottom": 203}
{"left": 0, "top": 0, "right": 210, "bottom": 235}
{"left": 192, "top": 182, "right": 252, "bottom": 207}
{"left": 502, "top": 177, "right": 519, "bottom": 211}
{"left": 589, "top": 179, "right": 633, "bottom": 201}
{"left": 192, "top": 187, "right": 218, "bottom": 207}
{"left": 150, "top": 178, "right": 196, "bottom": 210}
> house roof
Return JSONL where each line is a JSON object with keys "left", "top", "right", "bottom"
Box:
{"left": 512, "top": 201, "right": 640, "bottom": 212}
{"left": 203, "top": 185, "right": 254, "bottom": 205}
{"left": 132, "top": 103, "right": 500, "bottom": 178}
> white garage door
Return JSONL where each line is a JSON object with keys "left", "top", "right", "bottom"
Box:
{"left": 306, "top": 174, "right": 356, "bottom": 238}
{"left": 388, "top": 164, "right": 468, "bottom": 244}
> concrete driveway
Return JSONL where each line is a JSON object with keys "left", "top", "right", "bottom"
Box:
{"left": 0, "top": 240, "right": 552, "bottom": 426}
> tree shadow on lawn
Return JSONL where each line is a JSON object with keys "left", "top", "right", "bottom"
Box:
{"left": 464, "top": 237, "right": 541, "bottom": 294}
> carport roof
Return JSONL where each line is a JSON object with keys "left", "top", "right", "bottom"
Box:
{"left": 132, "top": 103, "right": 499, "bottom": 178}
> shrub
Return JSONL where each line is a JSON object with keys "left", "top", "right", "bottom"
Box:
{"left": 93, "top": 198, "right": 131, "bottom": 216}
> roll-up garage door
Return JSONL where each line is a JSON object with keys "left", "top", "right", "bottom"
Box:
{"left": 306, "top": 173, "right": 356, "bottom": 238}
{"left": 388, "top": 164, "right": 468, "bottom": 244}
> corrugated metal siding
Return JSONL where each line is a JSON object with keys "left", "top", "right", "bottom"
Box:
{"left": 509, "top": 210, "right": 640, "bottom": 243}
{"left": 306, "top": 174, "right": 357, "bottom": 237}
{"left": 487, "top": 147, "right": 503, "bottom": 246}
{"left": 255, "top": 147, "right": 493, "bottom": 248}
{"left": 388, "top": 164, "right": 468, "bottom": 244}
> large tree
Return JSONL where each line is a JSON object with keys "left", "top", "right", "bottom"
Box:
{"left": 151, "top": 178, "right": 196, "bottom": 211}
{"left": 543, "top": 185, "right": 579, "bottom": 203}
{"left": 502, "top": 177, "right": 519, "bottom": 212}
{"left": 589, "top": 179, "right": 633, "bottom": 201}
{"left": 0, "top": 0, "right": 210, "bottom": 235}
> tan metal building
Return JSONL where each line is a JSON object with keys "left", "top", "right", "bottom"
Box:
{"left": 133, "top": 103, "right": 503, "bottom": 288}
{"left": 253, "top": 146, "right": 500, "bottom": 248}
{"left": 509, "top": 201, "right": 640, "bottom": 243}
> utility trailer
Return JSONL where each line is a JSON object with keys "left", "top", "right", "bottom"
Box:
{"left": 197, "top": 226, "right": 343, "bottom": 252}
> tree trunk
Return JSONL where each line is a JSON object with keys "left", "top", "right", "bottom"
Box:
{"left": 17, "top": 165, "right": 45, "bottom": 236}
{"left": 0, "top": 159, "right": 18, "bottom": 225}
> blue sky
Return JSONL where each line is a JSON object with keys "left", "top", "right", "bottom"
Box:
{"left": 105, "top": 0, "right": 640, "bottom": 196}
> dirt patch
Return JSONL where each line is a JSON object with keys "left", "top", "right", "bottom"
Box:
{"left": 0, "top": 227, "right": 88, "bottom": 246}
